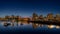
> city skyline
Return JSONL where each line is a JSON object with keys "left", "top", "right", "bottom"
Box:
{"left": 0, "top": 0, "right": 60, "bottom": 33}
{"left": 0, "top": 0, "right": 60, "bottom": 17}
{"left": 0, "top": 13, "right": 60, "bottom": 18}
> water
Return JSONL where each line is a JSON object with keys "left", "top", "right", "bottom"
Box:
{"left": 0, "top": 21, "right": 60, "bottom": 33}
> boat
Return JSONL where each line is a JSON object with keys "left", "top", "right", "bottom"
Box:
{"left": 4, "top": 23, "right": 11, "bottom": 26}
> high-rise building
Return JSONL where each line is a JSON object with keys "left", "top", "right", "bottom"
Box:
{"left": 38, "top": 15, "right": 43, "bottom": 21}
{"left": 55, "top": 14, "right": 60, "bottom": 21}
{"left": 47, "top": 13, "right": 54, "bottom": 21}
{"left": 32, "top": 13, "right": 38, "bottom": 21}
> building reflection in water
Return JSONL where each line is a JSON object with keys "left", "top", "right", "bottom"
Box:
{"left": 47, "top": 25, "right": 55, "bottom": 29}
{"left": 11, "top": 23, "right": 14, "bottom": 26}
{"left": 32, "top": 23, "right": 44, "bottom": 29}
{"left": 39, "top": 24, "right": 43, "bottom": 27}
{"left": 56, "top": 25, "right": 60, "bottom": 29}
{"left": 47, "top": 25, "right": 60, "bottom": 29}
{"left": 2, "top": 21, "right": 60, "bottom": 29}
{"left": 32, "top": 23, "right": 38, "bottom": 29}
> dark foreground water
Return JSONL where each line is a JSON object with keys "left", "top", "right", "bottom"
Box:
{"left": 0, "top": 21, "right": 60, "bottom": 34}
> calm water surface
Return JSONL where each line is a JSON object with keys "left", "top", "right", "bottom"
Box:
{"left": 0, "top": 21, "right": 60, "bottom": 32}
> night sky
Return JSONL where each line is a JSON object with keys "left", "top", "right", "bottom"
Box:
{"left": 0, "top": 0, "right": 60, "bottom": 17}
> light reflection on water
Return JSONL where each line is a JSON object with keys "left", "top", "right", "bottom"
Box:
{"left": 0, "top": 21, "right": 60, "bottom": 32}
